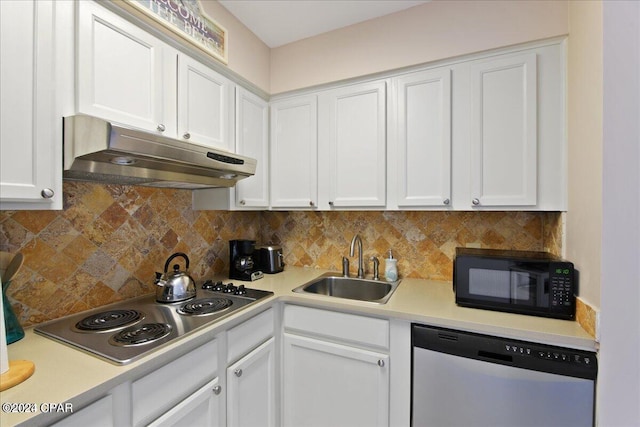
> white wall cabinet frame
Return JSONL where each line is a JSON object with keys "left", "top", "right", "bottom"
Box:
{"left": 389, "top": 68, "right": 452, "bottom": 209}
{"left": 270, "top": 95, "right": 318, "bottom": 209}
{"left": 0, "top": 0, "right": 63, "bottom": 210}
{"left": 469, "top": 53, "right": 538, "bottom": 207}
{"left": 318, "top": 80, "right": 387, "bottom": 209}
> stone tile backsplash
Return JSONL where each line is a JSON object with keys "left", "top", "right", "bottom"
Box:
{"left": 1, "top": 182, "right": 561, "bottom": 327}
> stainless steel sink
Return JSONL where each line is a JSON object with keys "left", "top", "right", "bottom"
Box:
{"left": 292, "top": 273, "right": 401, "bottom": 304}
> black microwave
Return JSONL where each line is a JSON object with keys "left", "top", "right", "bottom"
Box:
{"left": 453, "top": 247, "right": 576, "bottom": 320}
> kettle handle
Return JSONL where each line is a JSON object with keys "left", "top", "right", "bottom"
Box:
{"left": 164, "top": 252, "right": 190, "bottom": 273}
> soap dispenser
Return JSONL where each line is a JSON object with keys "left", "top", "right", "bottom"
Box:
{"left": 385, "top": 250, "right": 398, "bottom": 282}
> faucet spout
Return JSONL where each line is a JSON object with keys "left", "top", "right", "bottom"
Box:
{"left": 349, "top": 234, "right": 364, "bottom": 279}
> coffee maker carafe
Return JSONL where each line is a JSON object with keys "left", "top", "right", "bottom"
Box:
{"left": 229, "top": 240, "right": 263, "bottom": 281}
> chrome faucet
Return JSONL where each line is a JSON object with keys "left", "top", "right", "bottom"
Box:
{"left": 350, "top": 234, "right": 364, "bottom": 279}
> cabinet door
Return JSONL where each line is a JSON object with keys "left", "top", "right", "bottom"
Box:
{"left": 52, "top": 395, "right": 114, "bottom": 427}
{"left": 77, "top": 1, "right": 176, "bottom": 135}
{"left": 270, "top": 96, "right": 318, "bottom": 208}
{"left": 0, "top": 0, "right": 61, "bottom": 209}
{"left": 469, "top": 53, "right": 537, "bottom": 207}
{"left": 177, "top": 55, "right": 234, "bottom": 151}
{"left": 148, "top": 378, "right": 222, "bottom": 427}
{"left": 283, "top": 334, "right": 390, "bottom": 427}
{"left": 319, "top": 80, "right": 387, "bottom": 208}
{"left": 235, "top": 88, "right": 269, "bottom": 208}
{"left": 227, "top": 338, "right": 276, "bottom": 427}
{"left": 391, "top": 68, "right": 452, "bottom": 208}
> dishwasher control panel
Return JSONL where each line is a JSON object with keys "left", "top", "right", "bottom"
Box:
{"left": 413, "top": 324, "right": 597, "bottom": 380}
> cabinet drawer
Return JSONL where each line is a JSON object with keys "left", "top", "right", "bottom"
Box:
{"left": 283, "top": 305, "right": 389, "bottom": 350}
{"left": 132, "top": 339, "right": 218, "bottom": 426}
{"left": 227, "top": 308, "right": 274, "bottom": 363}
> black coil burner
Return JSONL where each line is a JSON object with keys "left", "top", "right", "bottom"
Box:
{"left": 109, "top": 323, "right": 172, "bottom": 346}
{"left": 75, "top": 309, "right": 144, "bottom": 332}
{"left": 178, "top": 298, "right": 233, "bottom": 316}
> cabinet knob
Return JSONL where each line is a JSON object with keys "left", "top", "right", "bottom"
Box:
{"left": 377, "top": 359, "right": 385, "bottom": 368}
{"left": 472, "top": 198, "right": 480, "bottom": 206}
{"left": 234, "top": 369, "right": 243, "bottom": 377}
{"left": 157, "top": 124, "right": 166, "bottom": 132}
{"left": 183, "top": 132, "right": 191, "bottom": 140}
{"left": 328, "top": 201, "right": 334, "bottom": 206}
{"left": 41, "top": 188, "right": 54, "bottom": 199}
{"left": 212, "top": 386, "right": 222, "bottom": 395}
{"left": 443, "top": 198, "right": 450, "bottom": 205}
{"left": 309, "top": 201, "right": 315, "bottom": 207}
{"left": 239, "top": 199, "right": 246, "bottom": 206}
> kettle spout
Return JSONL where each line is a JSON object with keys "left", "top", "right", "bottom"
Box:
{"left": 154, "top": 272, "right": 166, "bottom": 287}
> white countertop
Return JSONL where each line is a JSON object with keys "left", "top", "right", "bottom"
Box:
{"left": 0, "top": 267, "right": 596, "bottom": 426}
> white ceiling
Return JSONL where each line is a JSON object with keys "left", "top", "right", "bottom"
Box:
{"left": 218, "top": 0, "right": 430, "bottom": 48}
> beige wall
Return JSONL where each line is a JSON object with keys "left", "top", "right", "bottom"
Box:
{"left": 270, "top": 0, "right": 569, "bottom": 94}
{"left": 566, "top": 1, "right": 603, "bottom": 309}
{"left": 200, "top": 1, "right": 271, "bottom": 93}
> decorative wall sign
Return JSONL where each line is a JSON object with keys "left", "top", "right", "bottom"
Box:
{"left": 125, "top": 0, "right": 228, "bottom": 64}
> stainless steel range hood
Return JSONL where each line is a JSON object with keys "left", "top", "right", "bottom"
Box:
{"left": 63, "top": 115, "right": 256, "bottom": 189}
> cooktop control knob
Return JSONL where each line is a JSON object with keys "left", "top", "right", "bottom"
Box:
{"left": 236, "top": 284, "right": 247, "bottom": 295}
{"left": 202, "top": 280, "right": 226, "bottom": 292}
{"left": 223, "top": 284, "right": 238, "bottom": 294}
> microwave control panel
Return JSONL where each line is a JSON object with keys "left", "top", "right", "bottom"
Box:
{"left": 549, "top": 262, "right": 575, "bottom": 312}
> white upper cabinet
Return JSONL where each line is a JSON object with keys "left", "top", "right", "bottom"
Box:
{"left": 77, "top": 1, "right": 233, "bottom": 151}
{"left": 469, "top": 53, "right": 538, "bottom": 207}
{"left": 0, "top": 0, "right": 63, "bottom": 210}
{"left": 177, "top": 55, "right": 234, "bottom": 151}
{"left": 452, "top": 42, "right": 566, "bottom": 210}
{"left": 270, "top": 95, "right": 318, "bottom": 208}
{"left": 77, "top": 0, "right": 175, "bottom": 136}
{"left": 318, "top": 80, "right": 387, "bottom": 208}
{"left": 234, "top": 88, "right": 269, "bottom": 208}
{"left": 389, "top": 68, "right": 452, "bottom": 209}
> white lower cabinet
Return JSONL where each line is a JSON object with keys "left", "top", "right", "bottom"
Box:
{"left": 283, "top": 334, "right": 389, "bottom": 427}
{"left": 226, "top": 337, "right": 276, "bottom": 427}
{"left": 225, "top": 308, "right": 276, "bottom": 427}
{"left": 51, "top": 394, "right": 116, "bottom": 427}
{"left": 131, "top": 340, "right": 220, "bottom": 426}
{"left": 148, "top": 377, "right": 222, "bottom": 427}
{"left": 282, "top": 305, "right": 391, "bottom": 427}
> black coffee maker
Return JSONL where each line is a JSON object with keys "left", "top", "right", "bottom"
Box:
{"left": 229, "top": 239, "right": 263, "bottom": 281}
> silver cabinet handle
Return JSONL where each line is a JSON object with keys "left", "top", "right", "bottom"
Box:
{"left": 234, "top": 369, "right": 242, "bottom": 377}
{"left": 472, "top": 198, "right": 480, "bottom": 206}
{"left": 212, "top": 386, "right": 222, "bottom": 395}
{"left": 377, "top": 359, "right": 385, "bottom": 367}
{"left": 183, "top": 132, "right": 191, "bottom": 139}
{"left": 443, "top": 198, "right": 450, "bottom": 205}
{"left": 41, "top": 188, "right": 54, "bottom": 199}
{"left": 157, "top": 124, "right": 166, "bottom": 132}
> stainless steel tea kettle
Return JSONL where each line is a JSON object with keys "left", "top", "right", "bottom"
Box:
{"left": 154, "top": 252, "right": 197, "bottom": 303}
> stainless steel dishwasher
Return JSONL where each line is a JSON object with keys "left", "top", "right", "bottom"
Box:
{"left": 412, "top": 324, "right": 597, "bottom": 427}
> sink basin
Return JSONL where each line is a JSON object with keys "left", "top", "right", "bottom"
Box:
{"left": 292, "top": 273, "right": 401, "bottom": 304}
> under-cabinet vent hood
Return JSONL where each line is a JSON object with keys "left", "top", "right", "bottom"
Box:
{"left": 63, "top": 115, "right": 256, "bottom": 189}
